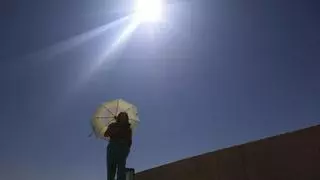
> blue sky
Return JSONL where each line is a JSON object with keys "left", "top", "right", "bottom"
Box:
{"left": 1, "top": 0, "right": 320, "bottom": 180}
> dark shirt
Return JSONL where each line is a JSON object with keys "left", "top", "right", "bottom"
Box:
{"left": 104, "top": 122, "right": 132, "bottom": 148}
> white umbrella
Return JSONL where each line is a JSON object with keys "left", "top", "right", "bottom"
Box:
{"left": 91, "top": 99, "right": 140, "bottom": 140}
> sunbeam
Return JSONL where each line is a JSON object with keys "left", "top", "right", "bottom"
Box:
{"left": 87, "top": 19, "right": 140, "bottom": 74}
{"left": 74, "top": 17, "right": 140, "bottom": 89}
{"left": 26, "top": 16, "right": 130, "bottom": 62}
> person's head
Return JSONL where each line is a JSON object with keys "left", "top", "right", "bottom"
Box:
{"left": 116, "top": 112, "right": 129, "bottom": 124}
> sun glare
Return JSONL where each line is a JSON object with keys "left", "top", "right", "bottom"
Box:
{"left": 134, "top": 0, "right": 163, "bottom": 23}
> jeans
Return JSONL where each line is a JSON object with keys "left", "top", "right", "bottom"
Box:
{"left": 107, "top": 141, "right": 130, "bottom": 180}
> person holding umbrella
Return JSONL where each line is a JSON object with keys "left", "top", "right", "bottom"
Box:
{"left": 104, "top": 112, "right": 132, "bottom": 180}
{"left": 91, "top": 99, "right": 139, "bottom": 180}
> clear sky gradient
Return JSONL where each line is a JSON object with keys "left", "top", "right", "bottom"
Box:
{"left": 1, "top": 0, "right": 320, "bottom": 180}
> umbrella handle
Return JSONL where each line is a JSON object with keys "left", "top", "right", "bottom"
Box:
{"left": 88, "top": 131, "right": 94, "bottom": 138}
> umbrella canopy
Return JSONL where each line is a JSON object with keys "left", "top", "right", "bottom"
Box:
{"left": 91, "top": 99, "right": 139, "bottom": 140}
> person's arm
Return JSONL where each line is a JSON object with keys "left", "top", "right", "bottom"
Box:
{"left": 104, "top": 124, "right": 119, "bottom": 138}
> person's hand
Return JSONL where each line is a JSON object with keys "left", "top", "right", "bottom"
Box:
{"left": 104, "top": 130, "right": 110, "bottom": 138}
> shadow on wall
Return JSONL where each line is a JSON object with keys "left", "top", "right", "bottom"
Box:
{"left": 136, "top": 124, "right": 320, "bottom": 180}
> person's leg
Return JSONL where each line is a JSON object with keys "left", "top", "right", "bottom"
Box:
{"left": 116, "top": 144, "right": 130, "bottom": 180}
{"left": 107, "top": 143, "right": 117, "bottom": 180}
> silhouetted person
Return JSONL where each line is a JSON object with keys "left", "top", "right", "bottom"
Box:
{"left": 104, "top": 112, "right": 132, "bottom": 180}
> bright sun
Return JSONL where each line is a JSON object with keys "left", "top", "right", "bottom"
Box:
{"left": 134, "top": 0, "right": 163, "bottom": 23}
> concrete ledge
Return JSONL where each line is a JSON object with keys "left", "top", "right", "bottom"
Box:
{"left": 136, "top": 124, "right": 320, "bottom": 180}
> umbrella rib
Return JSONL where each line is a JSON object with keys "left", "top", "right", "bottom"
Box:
{"left": 104, "top": 106, "right": 116, "bottom": 116}
{"left": 95, "top": 116, "right": 114, "bottom": 119}
{"left": 116, "top": 100, "right": 119, "bottom": 116}
{"left": 123, "top": 105, "right": 134, "bottom": 113}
